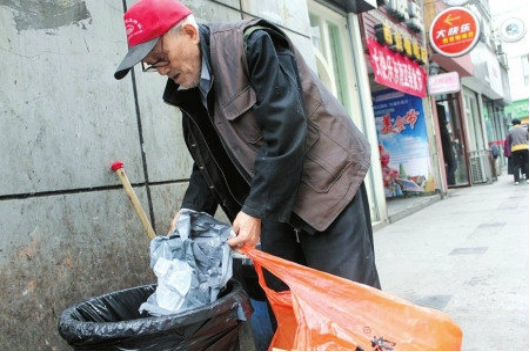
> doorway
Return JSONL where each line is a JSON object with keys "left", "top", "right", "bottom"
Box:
{"left": 435, "top": 94, "right": 470, "bottom": 186}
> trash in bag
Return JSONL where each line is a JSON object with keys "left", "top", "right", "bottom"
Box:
{"left": 242, "top": 246, "right": 463, "bottom": 351}
{"left": 58, "top": 279, "right": 253, "bottom": 350}
{"left": 139, "top": 209, "right": 233, "bottom": 316}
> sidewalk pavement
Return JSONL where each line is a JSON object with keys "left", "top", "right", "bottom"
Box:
{"left": 373, "top": 173, "right": 529, "bottom": 351}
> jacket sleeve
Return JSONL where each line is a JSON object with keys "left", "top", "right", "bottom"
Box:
{"left": 240, "top": 30, "right": 307, "bottom": 223}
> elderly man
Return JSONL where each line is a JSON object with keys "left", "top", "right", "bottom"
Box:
{"left": 115, "top": 0, "right": 380, "bottom": 291}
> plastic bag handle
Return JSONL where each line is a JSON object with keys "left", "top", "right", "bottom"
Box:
{"left": 251, "top": 258, "right": 276, "bottom": 296}
{"left": 241, "top": 246, "right": 292, "bottom": 308}
{"left": 241, "top": 246, "right": 275, "bottom": 293}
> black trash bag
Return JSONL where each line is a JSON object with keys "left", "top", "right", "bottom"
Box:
{"left": 58, "top": 279, "right": 252, "bottom": 350}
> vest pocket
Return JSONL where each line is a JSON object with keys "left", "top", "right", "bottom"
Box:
{"left": 302, "top": 122, "right": 352, "bottom": 193}
{"left": 223, "top": 86, "right": 262, "bottom": 145}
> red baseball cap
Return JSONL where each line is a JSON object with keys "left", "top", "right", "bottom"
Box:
{"left": 114, "top": 0, "right": 192, "bottom": 80}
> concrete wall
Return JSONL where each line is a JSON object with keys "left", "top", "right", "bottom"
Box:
{"left": 0, "top": 0, "right": 313, "bottom": 349}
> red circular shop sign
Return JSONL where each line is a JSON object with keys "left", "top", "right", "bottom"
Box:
{"left": 429, "top": 7, "right": 481, "bottom": 57}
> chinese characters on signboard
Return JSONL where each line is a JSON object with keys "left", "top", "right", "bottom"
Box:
{"left": 435, "top": 22, "right": 474, "bottom": 43}
{"left": 381, "top": 109, "right": 419, "bottom": 134}
{"left": 367, "top": 38, "right": 427, "bottom": 98}
{"left": 428, "top": 71, "right": 461, "bottom": 95}
{"left": 429, "top": 7, "right": 481, "bottom": 57}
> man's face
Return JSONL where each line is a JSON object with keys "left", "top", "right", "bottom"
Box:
{"left": 143, "top": 24, "right": 201, "bottom": 89}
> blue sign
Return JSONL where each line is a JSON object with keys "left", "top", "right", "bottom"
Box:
{"left": 373, "top": 89, "right": 435, "bottom": 197}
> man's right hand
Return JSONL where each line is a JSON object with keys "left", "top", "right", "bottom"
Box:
{"left": 167, "top": 210, "right": 181, "bottom": 235}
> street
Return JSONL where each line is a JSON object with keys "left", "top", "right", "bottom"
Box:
{"left": 374, "top": 173, "right": 529, "bottom": 351}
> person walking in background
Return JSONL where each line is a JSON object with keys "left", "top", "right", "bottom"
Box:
{"left": 507, "top": 118, "right": 529, "bottom": 184}
{"left": 503, "top": 132, "right": 513, "bottom": 176}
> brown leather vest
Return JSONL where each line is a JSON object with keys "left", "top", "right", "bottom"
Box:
{"left": 208, "top": 19, "right": 370, "bottom": 231}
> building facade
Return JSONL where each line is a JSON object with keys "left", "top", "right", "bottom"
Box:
{"left": 490, "top": 0, "right": 529, "bottom": 128}
{"left": 423, "top": 0, "right": 512, "bottom": 188}
{"left": 0, "top": 0, "right": 518, "bottom": 349}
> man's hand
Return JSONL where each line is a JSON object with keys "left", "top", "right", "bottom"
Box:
{"left": 228, "top": 211, "right": 261, "bottom": 251}
{"left": 167, "top": 210, "right": 181, "bottom": 235}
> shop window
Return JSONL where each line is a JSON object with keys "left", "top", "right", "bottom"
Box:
{"left": 308, "top": 10, "right": 351, "bottom": 112}
{"left": 483, "top": 100, "right": 495, "bottom": 144}
{"left": 463, "top": 89, "right": 485, "bottom": 152}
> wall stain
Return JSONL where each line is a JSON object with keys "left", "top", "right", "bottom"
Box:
{"left": 0, "top": 238, "right": 152, "bottom": 350}
{"left": 17, "top": 235, "right": 41, "bottom": 259}
{"left": 0, "top": 0, "right": 92, "bottom": 32}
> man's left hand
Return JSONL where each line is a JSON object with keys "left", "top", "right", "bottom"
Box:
{"left": 227, "top": 211, "right": 261, "bottom": 252}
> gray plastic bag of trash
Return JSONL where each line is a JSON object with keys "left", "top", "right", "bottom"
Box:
{"left": 139, "top": 209, "right": 233, "bottom": 316}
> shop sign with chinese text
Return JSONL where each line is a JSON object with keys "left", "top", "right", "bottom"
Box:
{"left": 429, "top": 7, "right": 480, "bottom": 57}
{"left": 428, "top": 71, "right": 460, "bottom": 95}
{"left": 367, "top": 38, "right": 427, "bottom": 98}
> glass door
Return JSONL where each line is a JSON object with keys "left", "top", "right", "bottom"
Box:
{"left": 463, "top": 88, "right": 485, "bottom": 152}
{"left": 463, "top": 88, "right": 491, "bottom": 183}
{"left": 436, "top": 94, "right": 470, "bottom": 186}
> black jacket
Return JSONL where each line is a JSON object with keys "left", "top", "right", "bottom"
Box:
{"left": 163, "top": 24, "right": 309, "bottom": 230}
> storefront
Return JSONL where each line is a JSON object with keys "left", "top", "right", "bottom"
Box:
{"left": 357, "top": 0, "right": 444, "bottom": 203}
{"left": 482, "top": 96, "right": 510, "bottom": 176}
{"left": 423, "top": 0, "right": 499, "bottom": 188}
{"left": 460, "top": 39, "right": 507, "bottom": 184}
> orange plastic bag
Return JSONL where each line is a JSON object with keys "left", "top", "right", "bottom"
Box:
{"left": 242, "top": 247, "right": 463, "bottom": 351}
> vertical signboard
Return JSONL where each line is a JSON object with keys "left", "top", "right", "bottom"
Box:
{"left": 373, "top": 90, "right": 436, "bottom": 197}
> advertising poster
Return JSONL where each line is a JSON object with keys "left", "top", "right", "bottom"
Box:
{"left": 373, "top": 89, "right": 436, "bottom": 198}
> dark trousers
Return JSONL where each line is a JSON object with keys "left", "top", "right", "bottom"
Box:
{"left": 446, "top": 162, "right": 457, "bottom": 185}
{"left": 512, "top": 150, "right": 529, "bottom": 182}
{"left": 260, "top": 183, "right": 381, "bottom": 292}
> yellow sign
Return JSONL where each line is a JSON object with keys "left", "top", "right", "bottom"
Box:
{"left": 372, "top": 21, "right": 427, "bottom": 66}
{"left": 393, "top": 31, "right": 404, "bottom": 53}
{"left": 412, "top": 42, "right": 421, "bottom": 60}
{"left": 375, "top": 23, "right": 393, "bottom": 46}
{"left": 403, "top": 36, "right": 413, "bottom": 57}
{"left": 420, "top": 47, "right": 428, "bottom": 64}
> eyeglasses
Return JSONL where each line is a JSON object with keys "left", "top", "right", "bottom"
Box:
{"left": 141, "top": 36, "right": 169, "bottom": 72}
{"left": 142, "top": 57, "right": 169, "bottom": 72}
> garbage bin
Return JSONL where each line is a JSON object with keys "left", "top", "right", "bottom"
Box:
{"left": 58, "top": 279, "right": 252, "bottom": 350}
{"left": 233, "top": 255, "right": 274, "bottom": 350}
